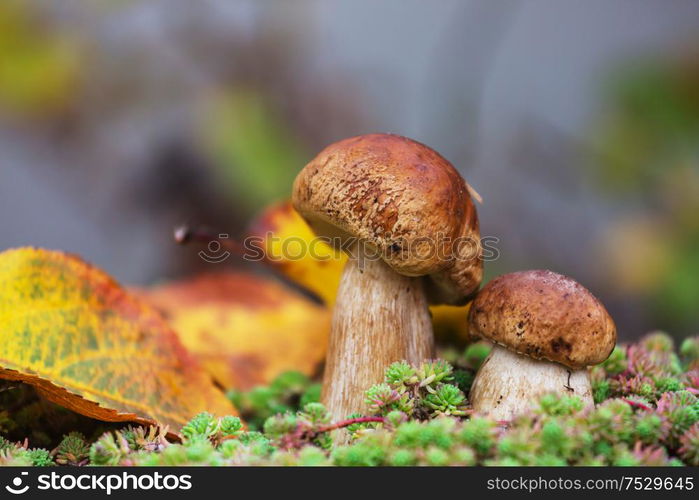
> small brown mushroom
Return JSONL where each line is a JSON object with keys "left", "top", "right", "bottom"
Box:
{"left": 467, "top": 270, "right": 616, "bottom": 420}
{"left": 292, "top": 133, "right": 482, "bottom": 420}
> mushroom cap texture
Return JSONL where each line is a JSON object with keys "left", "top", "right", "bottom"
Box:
{"left": 468, "top": 270, "right": 616, "bottom": 369}
{"left": 292, "top": 133, "right": 482, "bottom": 305}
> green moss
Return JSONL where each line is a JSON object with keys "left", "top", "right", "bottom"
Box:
{"left": 3, "top": 334, "right": 699, "bottom": 466}
{"left": 463, "top": 342, "right": 492, "bottom": 371}
{"left": 27, "top": 448, "right": 53, "bottom": 466}
{"left": 680, "top": 337, "right": 699, "bottom": 362}
{"left": 458, "top": 417, "right": 497, "bottom": 456}
{"left": 601, "top": 346, "right": 628, "bottom": 375}
{"left": 389, "top": 448, "right": 417, "bottom": 466}
{"left": 593, "top": 379, "right": 612, "bottom": 404}
{"left": 55, "top": 432, "right": 89, "bottom": 465}
{"left": 227, "top": 371, "right": 318, "bottom": 430}
{"left": 332, "top": 442, "right": 385, "bottom": 466}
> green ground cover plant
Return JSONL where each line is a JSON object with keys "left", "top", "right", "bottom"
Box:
{"left": 1, "top": 333, "right": 697, "bottom": 466}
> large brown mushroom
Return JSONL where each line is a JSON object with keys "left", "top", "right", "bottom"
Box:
{"left": 468, "top": 270, "right": 616, "bottom": 420}
{"left": 292, "top": 133, "right": 482, "bottom": 420}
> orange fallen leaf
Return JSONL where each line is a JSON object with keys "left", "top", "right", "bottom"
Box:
{"left": 137, "top": 272, "right": 330, "bottom": 390}
{"left": 0, "top": 247, "right": 235, "bottom": 432}
{"left": 248, "top": 201, "right": 474, "bottom": 345}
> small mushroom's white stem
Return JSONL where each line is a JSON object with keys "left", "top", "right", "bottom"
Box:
{"left": 470, "top": 345, "right": 593, "bottom": 420}
{"left": 322, "top": 242, "right": 434, "bottom": 421}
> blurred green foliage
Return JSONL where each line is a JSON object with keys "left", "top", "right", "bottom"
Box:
{"left": 199, "top": 88, "right": 308, "bottom": 215}
{"left": 596, "top": 57, "right": 699, "bottom": 334}
{"left": 598, "top": 62, "right": 699, "bottom": 192}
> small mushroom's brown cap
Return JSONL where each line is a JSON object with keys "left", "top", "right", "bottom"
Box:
{"left": 292, "top": 133, "right": 482, "bottom": 305}
{"left": 468, "top": 270, "right": 616, "bottom": 369}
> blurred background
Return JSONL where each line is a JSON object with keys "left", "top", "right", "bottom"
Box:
{"left": 1, "top": 0, "right": 698, "bottom": 341}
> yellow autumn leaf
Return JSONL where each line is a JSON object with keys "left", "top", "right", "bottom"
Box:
{"left": 137, "top": 272, "right": 330, "bottom": 390}
{"left": 0, "top": 247, "right": 235, "bottom": 432}
{"left": 248, "top": 200, "right": 346, "bottom": 306}
{"left": 248, "top": 201, "right": 473, "bottom": 344}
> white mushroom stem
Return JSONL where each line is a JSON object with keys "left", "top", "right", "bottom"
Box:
{"left": 470, "top": 345, "right": 593, "bottom": 421}
{"left": 321, "top": 242, "right": 434, "bottom": 421}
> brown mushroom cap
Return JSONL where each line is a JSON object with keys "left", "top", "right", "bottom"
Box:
{"left": 468, "top": 270, "right": 616, "bottom": 369}
{"left": 292, "top": 133, "right": 482, "bottom": 305}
